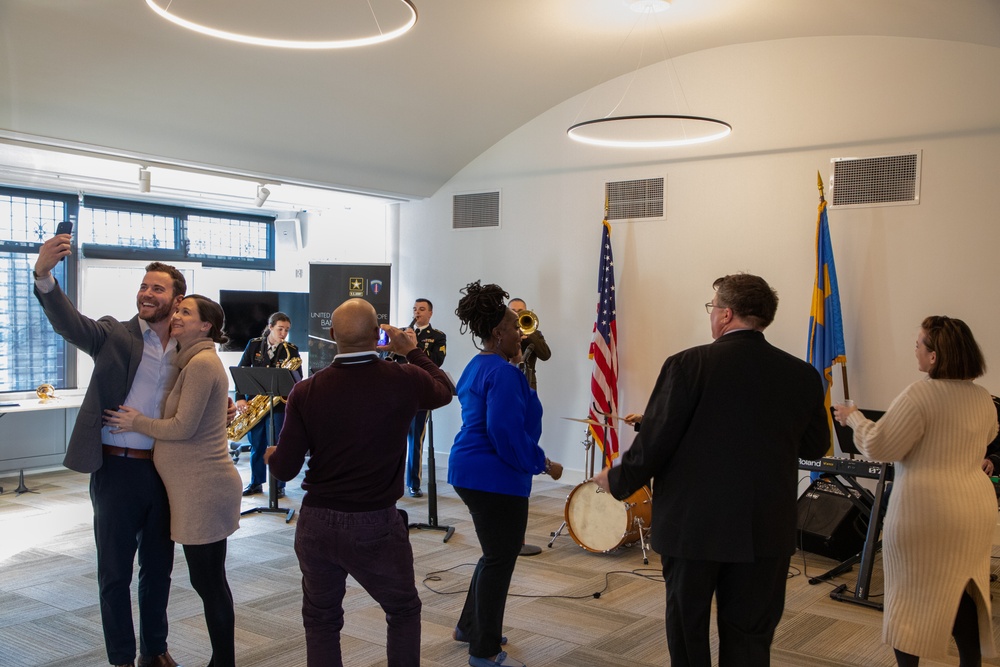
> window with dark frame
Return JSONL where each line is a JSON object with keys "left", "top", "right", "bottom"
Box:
{"left": 0, "top": 186, "right": 276, "bottom": 394}
{"left": 0, "top": 187, "right": 76, "bottom": 393}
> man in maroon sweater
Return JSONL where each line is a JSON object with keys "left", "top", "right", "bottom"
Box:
{"left": 266, "top": 298, "right": 453, "bottom": 667}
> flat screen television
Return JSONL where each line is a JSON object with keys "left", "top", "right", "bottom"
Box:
{"left": 219, "top": 290, "right": 309, "bottom": 355}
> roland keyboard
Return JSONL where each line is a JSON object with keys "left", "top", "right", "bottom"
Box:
{"left": 798, "top": 456, "right": 893, "bottom": 480}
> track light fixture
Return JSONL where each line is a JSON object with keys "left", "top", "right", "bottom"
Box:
{"left": 254, "top": 185, "right": 271, "bottom": 207}
{"left": 138, "top": 167, "right": 151, "bottom": 193}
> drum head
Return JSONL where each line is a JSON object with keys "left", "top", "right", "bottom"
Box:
{"left": 564, "top": 480, "right": 630, "bottom": 552}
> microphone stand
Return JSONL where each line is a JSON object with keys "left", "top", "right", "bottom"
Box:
{"left": 408, "top": 409, "right": 455, "bottom": 542}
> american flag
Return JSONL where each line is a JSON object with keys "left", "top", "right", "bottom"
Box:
{"left": 588, "top": 219, "right": 619, "bottom": 463}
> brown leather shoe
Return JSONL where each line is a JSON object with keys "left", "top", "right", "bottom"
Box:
{"left": 137, "top": 651, "right": 181, "bottom": 667}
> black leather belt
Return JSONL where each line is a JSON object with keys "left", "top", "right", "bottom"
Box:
{"left": 102, "top": 444, "right": 153, "bottom": 460}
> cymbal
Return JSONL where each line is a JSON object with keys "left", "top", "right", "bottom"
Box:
{"left": 562, "top": 417, "right": 616, "bottom": 429}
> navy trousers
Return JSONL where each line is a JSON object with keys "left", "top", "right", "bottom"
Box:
{"left": 91, "top": 454, "right": 174, "bottom": 664}
{"left": 248, "top": 410, "right": 285, "bottom": 490}
{"left": 405, "top": 411, "right": 429, "bottom": 490}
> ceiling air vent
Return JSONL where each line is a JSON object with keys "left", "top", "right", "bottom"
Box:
{"left": 453, "top": 190, "right": 501, "bottom": 230}
{"left": 830, "top": 151, "right": 921, "bottom": 209}
{"left": 605, "top": 177, "right": 664, "bottom": 221}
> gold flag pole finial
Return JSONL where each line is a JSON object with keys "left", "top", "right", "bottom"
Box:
{"left": 817, "top": 171, "right": 826, "bottom": 203}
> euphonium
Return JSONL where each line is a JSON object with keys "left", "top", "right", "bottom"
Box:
{"left": 227, "top": 347, "right": 302, "bottom": 441}
{"left": 517, "top": 310, "right": 538, "bottom": 336}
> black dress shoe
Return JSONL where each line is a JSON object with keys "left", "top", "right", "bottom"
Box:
{"left": 242, "top": 483, "right": 262, "bottom": 496}
{"left": 408, "top": 487, "right": 423, "bottom": 498}
{"left": 276, "top": 488, "right": 286, "bottom": 499}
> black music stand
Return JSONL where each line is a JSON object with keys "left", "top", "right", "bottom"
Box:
{"left": 408, "top": 409, "right": 456, "bottom": 542}
{"left": 231, "top": 366, "right": 297, "bottom": 523}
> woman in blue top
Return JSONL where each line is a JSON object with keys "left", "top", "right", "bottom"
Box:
{"left": 449, "top": 281, "right": 562, "bottom": 667}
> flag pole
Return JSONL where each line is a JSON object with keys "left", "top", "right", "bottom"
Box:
{"left": 817, "top": 170, "right": 851, "bottom": 403}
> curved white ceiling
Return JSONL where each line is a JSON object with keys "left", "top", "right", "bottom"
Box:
{"left": 1, "top": 0, "right": 998, "bottom": 199}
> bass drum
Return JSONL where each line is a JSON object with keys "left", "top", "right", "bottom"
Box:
{"left": 564, "top": 480, "right": 652, "bottom": 553}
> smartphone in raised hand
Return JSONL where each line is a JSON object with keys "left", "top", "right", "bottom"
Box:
{"left": 55, "top": 221, "right": 73, "bottom": 262}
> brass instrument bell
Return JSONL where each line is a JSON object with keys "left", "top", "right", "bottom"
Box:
{"left": 517, "top": 310, "right": 538, "bottom": 336}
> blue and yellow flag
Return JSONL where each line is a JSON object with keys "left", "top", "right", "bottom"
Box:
{"left": 807, "top": 177, "right": 846, "bottom": 454}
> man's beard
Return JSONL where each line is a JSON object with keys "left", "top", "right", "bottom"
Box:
{"left": 139, "top": 300, "right": 174, "bottom": 324}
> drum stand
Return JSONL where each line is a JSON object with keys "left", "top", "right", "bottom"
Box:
{"left": 547, "top": 429, "right": 596, "bottom": 548}
{"left": 633, "top": 515, "right": 652, "bottom": 565}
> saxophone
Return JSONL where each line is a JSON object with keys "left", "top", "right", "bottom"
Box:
{"left": 227, "top": 344, "right": 302, "bottom": 441}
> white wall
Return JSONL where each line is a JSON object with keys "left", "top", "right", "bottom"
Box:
{"left": 399, "top": 35, "right": 1000, "bottom": 481}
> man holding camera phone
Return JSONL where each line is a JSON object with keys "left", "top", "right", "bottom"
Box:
{"left": 34, "top": 224, "right": 185, "bottom": 667}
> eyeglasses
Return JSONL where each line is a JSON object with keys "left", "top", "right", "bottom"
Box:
{"left": 704, "top": 302, "right": 727, "bottom": 314}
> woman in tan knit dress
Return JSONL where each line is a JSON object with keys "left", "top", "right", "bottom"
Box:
{"left": 835, "top": 316, "right": 998, "bottom": 667}
{"left": 105, "top": 295, "right": 242, "bottom": 667}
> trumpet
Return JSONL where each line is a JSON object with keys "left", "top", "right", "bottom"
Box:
{"left": 517, "top": 310, "right": 538, "bottom": 336}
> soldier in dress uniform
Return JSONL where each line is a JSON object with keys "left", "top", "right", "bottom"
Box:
{"left": 396, "top": 298, "right": 447, "bottom": 497}
{"left": 235, "top": 312, "right": 301, "bottom": 497}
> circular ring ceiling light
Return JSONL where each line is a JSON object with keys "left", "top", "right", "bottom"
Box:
{"left": 144, "top": 0, "right": 417, "bottom": 49}
{"left": 567, "top": 115, "right": 732, "bottom": 148}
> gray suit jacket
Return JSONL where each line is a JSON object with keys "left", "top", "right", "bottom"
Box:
{"left": 35, "top": 279, "right": 146, "bottom": 474}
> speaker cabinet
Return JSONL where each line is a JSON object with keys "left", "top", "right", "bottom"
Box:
{"left": 796, "top": 480, "right": 869, "bottom": 561}
{"left": 275, "top": 218, "right": 302, "bottom": 251}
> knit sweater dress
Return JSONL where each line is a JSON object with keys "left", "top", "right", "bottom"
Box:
{"left": 848, "top": 378, "right": 998, "bottom": 658}
{"left": 133, "top": 339, "right": 242, "bottom": 545}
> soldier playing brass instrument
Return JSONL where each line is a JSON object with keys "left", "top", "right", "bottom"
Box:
{"left": 508, "top": 299, "right": 550, "bottom": 391}
{"left": 234, "top": 312, "right": 301, "bottom": 498}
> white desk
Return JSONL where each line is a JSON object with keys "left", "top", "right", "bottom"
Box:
{"left": 0, "top": 390, "right": 86, "bottom": 481}
{"left": 0, "top": 392, "right": 86, "bottom": 415}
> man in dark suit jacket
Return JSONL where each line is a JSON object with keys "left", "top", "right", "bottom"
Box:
{"left": 34, "top": 233, "right": 186, "bottom": 667}
{"left": 594, "top": 273, "right": 829, "bottom": 667}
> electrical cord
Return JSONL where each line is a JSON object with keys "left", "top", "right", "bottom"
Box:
{"left": 422, "top": 563, "right": 663, "bottom": 600}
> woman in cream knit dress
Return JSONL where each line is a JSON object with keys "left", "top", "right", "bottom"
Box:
{"left": 106, "top": 295, "right": 242, "bottom": 667}
{"left": 835, "top": 316, "right": 998, "bottom": 667}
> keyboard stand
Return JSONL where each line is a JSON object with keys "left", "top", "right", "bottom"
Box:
{"left": 805, "top": 464, "right": 890, "bottom": 611}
